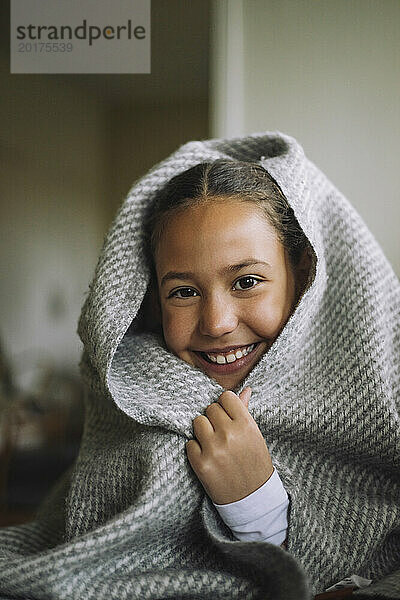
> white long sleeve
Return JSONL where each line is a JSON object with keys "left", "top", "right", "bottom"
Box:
{"left": 212, "top": 468, "right": 289, "bottom": 546}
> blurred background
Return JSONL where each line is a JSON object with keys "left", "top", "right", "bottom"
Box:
{"left": 1, "top": 0, "right": 399, "bottom": 525}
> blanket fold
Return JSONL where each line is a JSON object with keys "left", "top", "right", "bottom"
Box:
{"left": 0, "top": 131, "right": 399, "bottom": 599}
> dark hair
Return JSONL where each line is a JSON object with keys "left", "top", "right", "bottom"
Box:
{"left": 146, "top": 159, "right": 310, "bottom": 268}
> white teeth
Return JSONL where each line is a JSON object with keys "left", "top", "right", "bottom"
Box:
{"left": 206, "top": 344, "right": 256, "bottom": 364}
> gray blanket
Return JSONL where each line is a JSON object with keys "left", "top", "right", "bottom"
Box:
{"left": 0, "top": 132, "right": 399, "bottom": 599}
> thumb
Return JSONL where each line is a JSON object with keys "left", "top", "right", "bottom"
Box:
{"left": 238, "top": 386, "right": 252, "bottom": 409}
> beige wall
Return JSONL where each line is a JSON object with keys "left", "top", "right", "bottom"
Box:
{"left": 0, "top": 63, "right": 209, "bottom": 382}
{"left": 105, "top": 100, "right": 209, "bottom": 214}
{"left": 0, "top": 53, "right": 109, "bottom": 376}
{"left": 210, "top": 0, "right": 400, "bottom": 276}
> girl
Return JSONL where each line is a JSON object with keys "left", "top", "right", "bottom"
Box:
{"left": 142, "top": 160, "right": 312, "bottom": 515}
{"left": 0, "top": 131, "right": 399, "bottom": 600}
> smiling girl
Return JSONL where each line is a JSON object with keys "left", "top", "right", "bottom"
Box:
{"left": 145, "top": 160, "right": 312, "bottom": 512}
{"left": 148, "top": 161, "right": 312, "bottom": 389}
{"left": 0, "top": 132, "right": 399, "bottom": 600}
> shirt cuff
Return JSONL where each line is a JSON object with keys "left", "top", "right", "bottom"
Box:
{"left": 213, "top": 468, "right": 289, "bottom": 546}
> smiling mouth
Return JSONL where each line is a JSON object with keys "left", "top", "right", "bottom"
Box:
{"left": 192, "top": 342, "right": 263, "bottom": 377}
{"left": 193, "top": 342, "right": 261, "bottom": 375}
{"left": 200, "top": 343, "right": 257, "bottom": 364}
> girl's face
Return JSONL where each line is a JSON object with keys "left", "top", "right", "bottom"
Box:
{"left": 154, "top": 198, "right": 307, "bottom": 391}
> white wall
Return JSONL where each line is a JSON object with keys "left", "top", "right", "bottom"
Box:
{"left": 210, "top": 0, "right": 400, "bottom": 275}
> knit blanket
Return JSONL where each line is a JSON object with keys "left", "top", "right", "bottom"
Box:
{"left": 0, "top": 132, "right": 399, "bottom": 600}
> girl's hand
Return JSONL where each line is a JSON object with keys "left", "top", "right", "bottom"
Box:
{"left": 186, "top": 387, "right": 274, "bottom": 504}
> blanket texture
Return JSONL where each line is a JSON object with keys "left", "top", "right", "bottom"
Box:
{"left": 0, "top": 131, "right": 399, "bottom": 600}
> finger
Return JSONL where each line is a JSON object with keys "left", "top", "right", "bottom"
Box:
{"left": 218, "top": 390, "right": 247, "bottom": 420}
{"left": 192, "top": 414, "right": 214, "bottom": 447}
{"left": 238, "top": 386, "right": 252, "bottom": 409}
{"left": 186, "top": 439, "right": 202, "bottom": 464}
{"left": 205, "top": 401, "right": 232, "bottom": 429}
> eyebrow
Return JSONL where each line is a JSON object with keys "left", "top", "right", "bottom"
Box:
{"left": 160, "top": 260, "right": 273, "bottom": 287}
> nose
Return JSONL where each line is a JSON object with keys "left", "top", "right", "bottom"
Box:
{"left": 198, "top": 294, "right": 239, "bottom": 338}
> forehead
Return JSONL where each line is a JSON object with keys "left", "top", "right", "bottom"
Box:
{"left": 155, "top": 199, "right": 283, "bottom": 272}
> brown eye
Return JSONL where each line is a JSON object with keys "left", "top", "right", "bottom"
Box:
{"left": 169, "top": 287, "right": 199, "bottom": 299}
{"left": 233, "top": 276, "right": 261, "bottom": 291}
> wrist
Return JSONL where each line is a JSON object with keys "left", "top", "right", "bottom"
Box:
{"left": 211, "top": 465, "right": 275, "bottom": 505}
{"left": 213, "top": 468, "right": 289, "bottom": 546}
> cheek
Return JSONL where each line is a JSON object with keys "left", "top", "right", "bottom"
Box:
{"left": 160, "top": 307, "right": 195, "bottom": 351}
{"left": 252, "top": 286, "right": 295, "bottom": 337}
{"left": 254, "top": 302, "right": 287, "bottom": 335}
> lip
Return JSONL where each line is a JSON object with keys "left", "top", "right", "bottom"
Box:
{"left": 192, "top": 342, "right": 263, "bottom": 375}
